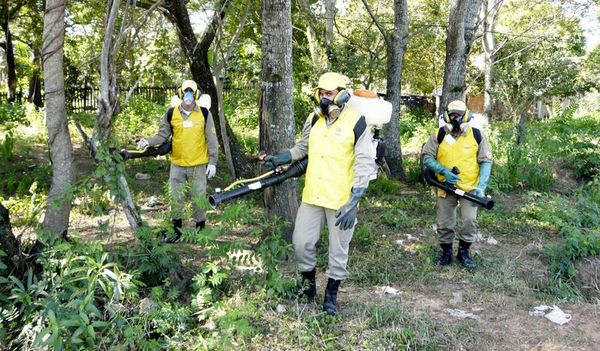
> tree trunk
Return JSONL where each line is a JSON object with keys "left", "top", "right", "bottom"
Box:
{"left": 92, "top": 0, "right": 142, "bottom": 232}
{"left": 260, "top": 0, "right": 297, "bottom": 242}
{"left": 482, "top": 0, "right": 503, "bottom": 121}
{"left": 41, "top": 0, "right": 74, "bottom": 238}
{"left": 299, "top": 0, "right": 328, "bottom": 71}
{"left": 383, "top": 0, "right": 409, "bottom": 180}
{"left": 324, "top": 0, "right": 337, "bottom": 46}
{"left": 164, "top": 0, "right": 252, "bottom": 177}
{"left": 1, "top": 20, "right": 17, "bottom": 102}
{"left": 213, "top": 72, "right": 236, "bottom": 178}
{"left": 0, "top": 202, "right": 22, "bottom": 272}
{"left": 28, "top": 71, "right": 43, "bottom": 108}
{"left": 440, "top": 0, "right": 483, "bottom": 111}
{"left": 516, "top": 110, "right": 527, "bottom": 145}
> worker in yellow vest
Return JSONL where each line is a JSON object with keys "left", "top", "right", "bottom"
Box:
{"left": 137, "top": 80, "right": 219, "bottom": 242}
{"left": 264, "top": 72, "right": 375, "bottom": 315}
{"left": 421, "top": 100, "right": 493, "bottom": 269}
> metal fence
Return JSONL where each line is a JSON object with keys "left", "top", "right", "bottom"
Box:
{"left": 0, "top": 85, "right": 250, "bottom": 112}
{"left": 66, "top": 86, "right": 179, "bottom": 112}
{"left": 0, "top": 91, "right": 26, "bottom": 104}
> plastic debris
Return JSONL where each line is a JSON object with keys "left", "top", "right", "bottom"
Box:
{"left": 475, "top": 232, "right": 498, "bottom": 245}
{"left": 486, "top": 236, "right": 498, "bottom": 245}
{"left": 445, "top": 308, "right": 480, "bottom": 320}
{"left": 380, "top": 286, "right": 401, "bottom": 296}
{"left": 135, "top": 172, "right": 151, "bottom": 180}
{"left": 275, "top": 304, "right": 286, "bottom": 314}
{"left": 145, "top": 196, "right": 158, "bottom": 207}
{"left": 451, "top": 292, "right": 463, "bottom": 304}
{"left": 544, "top": 305, "right": 572, "bottom": 325}
{"left": 529, "top": 305, "right": 572, "bottom": 325}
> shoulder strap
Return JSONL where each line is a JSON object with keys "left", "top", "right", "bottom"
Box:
{"left": 311, "top": 113, "right": 319, "bottom": 127}
{"left": 166, "top": 107, "right": 175, "bottom": 125}
{"left": 166, "top": 107, "right": 175, "bottom": 134}
{"left": 168, "top": 106, "right": 208, "bottom": 133}
{"left": 436, "top": 127, "right": 446, "bottom": 144}
{"left": 353, "top": 116, "right": 367, "bottom": 145}
{"left": 472, "top": 127, "right": 482, "bottom": 145}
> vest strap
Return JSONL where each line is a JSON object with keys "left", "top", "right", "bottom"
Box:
{"left": 168, "top": 106, "right": 208, "bottom": 134}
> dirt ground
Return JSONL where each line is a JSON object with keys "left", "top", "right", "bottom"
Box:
{"left": 14, "top": 145, "right": 600, "bottom": 351}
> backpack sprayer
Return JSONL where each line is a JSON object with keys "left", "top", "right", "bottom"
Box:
{"left": 420, "top": 162, "right": 495, "bottom": 210}
{"left": 208, "top": 155, "right": 308, "bottom": 207}
{"left": 208, "top": 89, "right": 393, "bottom": 208}
{"left": 346, "top": 89, "right": 392, "bottom": 179}
{"left": 119, "top": 142, "right": 171, "bottom": 161}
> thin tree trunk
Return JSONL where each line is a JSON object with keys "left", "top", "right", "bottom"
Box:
{"left": 324, "top": 0, "right": 336, "bottom": 46}
{"left": 1, "top": 20, "right": 17, "bottom": 102}
{"left": 516, "top": 110, "right": 527, "bottom": 145}
{"left": 0, "top": 202, "right": 22, "bottom": 272}
{"left": 260, "top": 0, "right": 297, "bottom": 241}
{"left": 212, "top": 0, "right": 251, "bottom": 179}
{"left": 42, "top": 0, "right": 74, "bottom": 238}
{"left": 164, "top": 0, "right": 252, "bottom": 177}
{"left": 93, "top": 0, "right": 141, "bottom": 231}
{"left": 440, "top": 0, "right": 483, "bottom": 111}
{"left": 28, "top": 71, "right": 43, "bottom": 108}
{"left": 213, "top": 73, "right": 235, "bottom": 178}
{"left": 383, "top": 0, "right": 409, "bottom": 180}
{"left": 482, "top": 0, "right": 503, "bottom": 121}
{"left": 362, "top": 0, "right": 409, "bottom": 180}
{"left": 299, "top": 0, "right": 328, "bottom": 71}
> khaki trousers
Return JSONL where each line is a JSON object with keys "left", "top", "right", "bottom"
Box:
{"left": 169, "top": 163, "right": 207, "bottom": 222}
{"left": 436, "top": 193, "right": 478, "bottom": 244}
{"left": 293, "top": 202, "right": 355, "bottom": 280}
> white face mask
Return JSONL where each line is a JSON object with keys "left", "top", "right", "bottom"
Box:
{"left": 183, "top": 91, "right": 194, "bottom": 105}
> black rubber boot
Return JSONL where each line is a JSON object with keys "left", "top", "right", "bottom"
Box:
{"left": 436, "top": 243, "right": 453, "bottom": 266}
{"left": 299, "top": 268, "right": 316, "bottom": 301}
{"left": 164, "top": 218, "right": 182, "bottom": 243}
{"left": 196, "top": 220, "right": 206, "bottom": 230}
{"left": 457, "top": 240, "right": 475, "bottom": 269}
{"left": 323, "top": 278, "right": 341, "bottom": 316}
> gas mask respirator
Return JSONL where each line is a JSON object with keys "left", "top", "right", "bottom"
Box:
{"left": 449, "top": 117, "right": 462, "bottom": 132}
{"left": 183, "top": 91, "right": 194, "bottom": 105}
{"left": 314, "top": 98, "right": 341, "bottom": 119}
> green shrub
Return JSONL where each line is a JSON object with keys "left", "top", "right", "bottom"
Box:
{"left": 520, "top": 190, "right": 600, "bottom": 298}
{"left": 0, "top": 131, "right": 15, "bottom": 159}
{"left": 114, "top": 98, "right": 167, "bottom": 145}
{"left": 0, "top": 101, "right": 26, "bottom": 125}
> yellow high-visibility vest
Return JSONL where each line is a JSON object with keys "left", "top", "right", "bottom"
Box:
{"left": 436, "top": 127, "right": 480, "bottom": 192}
{"left": 170, "top": 107, "right": 208, "bottom": 167}
{"left": 303, "top": 108, "right": 360, "bottom": 210}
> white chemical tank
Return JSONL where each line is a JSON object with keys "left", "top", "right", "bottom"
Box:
{"left": 345, "top": 89, "right": 392, "bottom": 126}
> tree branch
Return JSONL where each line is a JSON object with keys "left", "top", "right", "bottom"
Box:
{"left": 360, "top": 0, "right": 390, "bottom": 47}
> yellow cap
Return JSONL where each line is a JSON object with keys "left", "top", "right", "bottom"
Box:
{"left": 181, "top": 80, "right": 198, "bottom": 92}
{"left": 447, "top": 100, "right": 467, "bottom": 115}
{"left": 316, "top": 72, "right": 347, "bottom": 91}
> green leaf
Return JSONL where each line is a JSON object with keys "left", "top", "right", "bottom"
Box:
{"left": 33, "top": 326, "right": 53, "bottom": 346}
{"left": 102, "top": 268, "right": 119, "bottom": 281}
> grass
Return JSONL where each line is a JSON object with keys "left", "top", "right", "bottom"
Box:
{"left": 2, "top": 105, "right": 599, "bottom": 350}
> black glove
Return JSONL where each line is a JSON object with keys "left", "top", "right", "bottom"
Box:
{"left": 335, "top": 187, "right": 366, "bottom": 230}
{"left": 263, "top": 150, "right": 292, "bottom": 170}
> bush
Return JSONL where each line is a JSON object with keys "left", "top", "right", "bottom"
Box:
{"left": 113, "top": 98, "right": 167, "bottom": 145}
{"left": 0, "top": 101, "right": 26, "bottom": 126}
